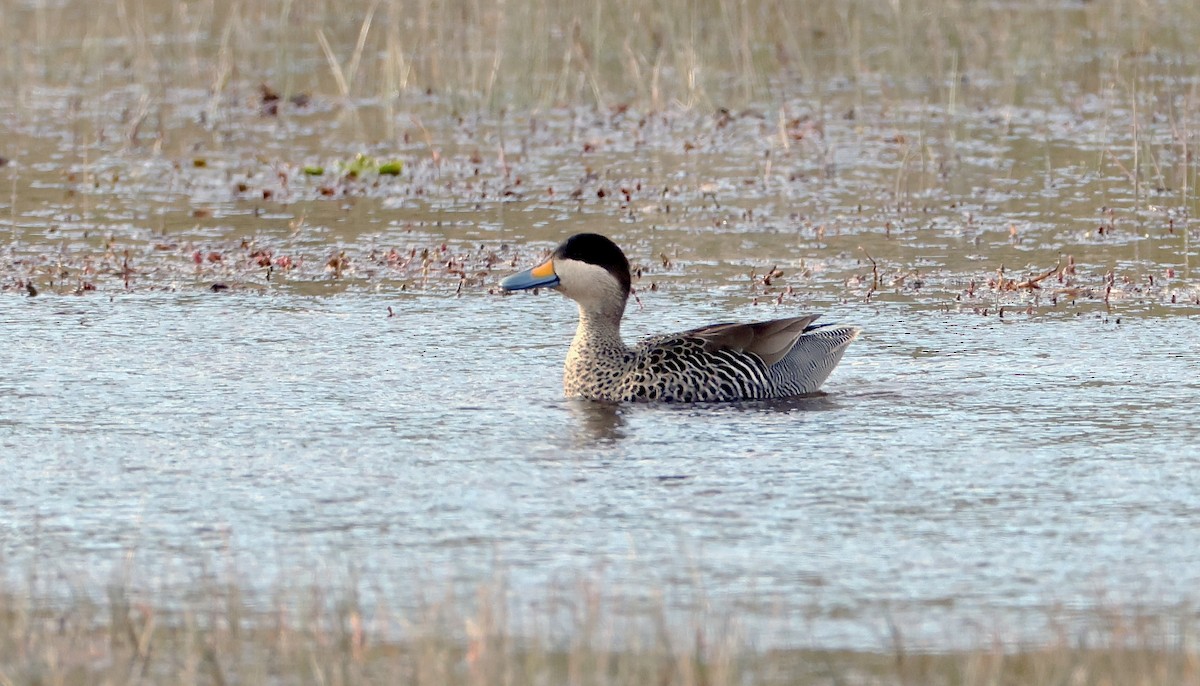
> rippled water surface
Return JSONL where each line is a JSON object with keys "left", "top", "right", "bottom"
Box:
{"left": 3, "top": 290, "right": 1197, "bottom": 648}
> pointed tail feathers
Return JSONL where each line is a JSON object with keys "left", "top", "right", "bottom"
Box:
{"left": 773, "top": 324, "right": 861, "bottom": 394}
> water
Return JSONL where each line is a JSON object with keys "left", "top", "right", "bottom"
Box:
{"left": 2, "top": 290, "right": 1197, "bottom": 648}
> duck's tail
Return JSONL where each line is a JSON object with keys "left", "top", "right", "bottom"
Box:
{"left": 770, "top": 323, "right": 861, "bottom": 395}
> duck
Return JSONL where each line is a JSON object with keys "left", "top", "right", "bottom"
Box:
{"left": 501, "top": 233, "right": 860, "bottom": 402}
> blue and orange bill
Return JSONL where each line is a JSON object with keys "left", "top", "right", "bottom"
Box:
{"left": 501, "top": 259, "right": 559, "bottom": 291}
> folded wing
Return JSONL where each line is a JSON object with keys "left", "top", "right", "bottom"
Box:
{"left": 681, "top": 315, "right": 822, "bottom": 367}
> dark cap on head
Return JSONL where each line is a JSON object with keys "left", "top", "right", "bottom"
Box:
{"left": 553, "top": 233, "right": 632, "bottom": 296}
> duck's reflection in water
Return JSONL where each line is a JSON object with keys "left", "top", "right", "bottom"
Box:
{"left": 565, "top": 391, "right": 847, "bottom": 446}
{"left": 566, "top": 399, "right": 627, "bottom": 444}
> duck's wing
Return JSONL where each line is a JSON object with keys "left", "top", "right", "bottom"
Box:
{"left": 679, "top": 314, "right": 822, "bottom": 367}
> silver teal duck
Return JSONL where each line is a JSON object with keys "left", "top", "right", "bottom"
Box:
{"left": 501, "top": 233, "right": 860, "bottom": 402}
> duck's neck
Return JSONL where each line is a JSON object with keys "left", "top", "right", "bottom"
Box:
{"left": 571, "top": 302, "right": 626, "bottom": 353}
{"left": 564, "top": 301, "right": 629, "bottom": 398}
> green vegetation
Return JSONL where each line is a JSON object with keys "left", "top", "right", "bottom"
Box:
{"left": 338, "top": 153, "right": 403, "bottom": 178}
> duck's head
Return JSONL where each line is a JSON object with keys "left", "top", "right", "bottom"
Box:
{"left": 501, "top": 233, "right": 632, "bottom": 312}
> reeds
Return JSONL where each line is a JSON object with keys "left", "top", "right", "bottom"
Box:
{"left": 3, "top": 0, "right": 1199, "bottom": 113}
{"left": 3, "top": 574, "right": 1200, "bottom": 685}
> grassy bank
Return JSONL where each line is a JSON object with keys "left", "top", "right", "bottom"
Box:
{"left": 2, "top": 0, "right": 1198, "bottom": 111}
{"left": 2, "top": 578, "right": 1199, "bottom": 685}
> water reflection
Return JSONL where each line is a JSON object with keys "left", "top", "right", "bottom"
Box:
{"left": 566, "top": 399, "right": 627, "bottom": 444}
{"left": 565, "top": 391, "right": 841, "bottom": 446}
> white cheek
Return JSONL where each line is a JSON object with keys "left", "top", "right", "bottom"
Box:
{"left": 554, "top": 260, "right": 615, "bottom": 303}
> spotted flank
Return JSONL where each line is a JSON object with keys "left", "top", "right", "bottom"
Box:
{"left": 501, "top": 233, "right": 860, "bottom": 403}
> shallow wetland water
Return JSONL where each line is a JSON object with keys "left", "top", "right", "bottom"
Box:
{"left": 1, "top": 0, "right": 1200, "bottom": 658}
{"left": 3, "top": 294, "right": 1200, "bottom": 649}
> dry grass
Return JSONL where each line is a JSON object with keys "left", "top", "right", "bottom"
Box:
{"left": 2, "top": 577, "right": 1200, "bottom": 685}
{"left": 2, "top": 0, "right": 1198, "bottom": 112}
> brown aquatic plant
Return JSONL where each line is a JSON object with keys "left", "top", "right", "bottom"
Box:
{"left": 859, "top": 247, "right": 880, "bottom": 301}
{"left": 993, "top": 259, "right": 1063, "bottom": 292}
